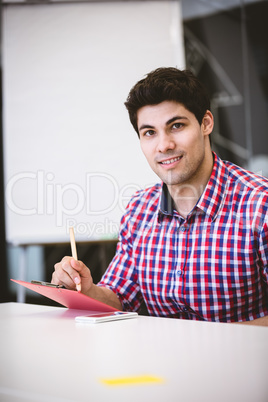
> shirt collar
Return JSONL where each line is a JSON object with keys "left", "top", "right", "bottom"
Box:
{"left": 196, "top": 152, "right": 229, "bottom": 221}
{"left": 159, "top": 182, "right": 174, "bottom": 216}
{"left": 158, "top": 152, "right": 228, "bottom": 221}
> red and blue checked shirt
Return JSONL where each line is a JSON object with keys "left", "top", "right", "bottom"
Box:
{"left": 98, "top": 152, "right": 268, "bottom": 322}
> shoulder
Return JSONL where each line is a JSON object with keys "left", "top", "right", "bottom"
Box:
{"left": 223, "top": 159, "right": 268, "bottom": 195}
{"left": 117, "top": 183, "right": 162, "bottom": 238}
{"left": 119, "top": 183, "right": 162, "bottom": 230}
{"left": 221, "top": 159, "right": 268, "bottom": 224}
{"left": 126, "top": 183, "right": 162, "bottom": 212}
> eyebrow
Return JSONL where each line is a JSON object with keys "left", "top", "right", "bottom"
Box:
{"left": 166, "top": 116, "right": 188, "bottom": 125}
{"left": 138, "top": 115, "right": 188, "bottom": 132}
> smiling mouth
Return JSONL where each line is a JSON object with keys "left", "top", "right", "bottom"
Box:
{"left": 160, "top": 156, "right": 182, "bottom": 165}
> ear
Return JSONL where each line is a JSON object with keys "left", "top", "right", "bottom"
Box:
{"left": 201, "top": 110, "right": 214, "bottom": 136}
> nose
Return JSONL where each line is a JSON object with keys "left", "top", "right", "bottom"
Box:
{"left": 157, "top": 133, "right": 176, "bottom": 153}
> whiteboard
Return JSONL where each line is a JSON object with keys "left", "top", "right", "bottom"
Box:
{"left": 2, "top": 1, "right": 185, "bottom": 245}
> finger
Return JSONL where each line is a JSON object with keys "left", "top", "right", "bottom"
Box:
{"left": 61, "top": 256, "right": 72, "bottom": 263}
{"left": 69, "top": 259, "right": 91, "bottom": 281}
{"left": 52, "top": 257, "right": 91, "bottom": 291}
{"left": 62, "top": 259, "right": 83, "bottom": 286}
{"left": 51, "top": 267, "right": 76, "bottom": 290}
{"left": 69, "top": 258, "right": 82, "bottom": 271}
{"left": 53, "top": 259, "right": 79, "bottom": 289}
{"left": 57, "top": 256, "right": 85, "bottom": 274}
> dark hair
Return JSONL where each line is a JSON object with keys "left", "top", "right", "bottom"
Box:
{"left": 124, "top": 67, "right": 211, "bottom": 135}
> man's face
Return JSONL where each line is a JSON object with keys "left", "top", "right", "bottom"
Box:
{"left": 137, "top": 101, "right": 213, "bottom": 191}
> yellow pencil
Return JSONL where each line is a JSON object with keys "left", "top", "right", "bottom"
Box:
{"left": 69, "top": 227, "right": 81, "bottom": 292}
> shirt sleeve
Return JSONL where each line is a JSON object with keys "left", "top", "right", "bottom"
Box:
{"left": 259, "top": 213, "right": 268, "bottom": 285}
{"left": 97, "top": 205, "right": 143, "bottom": 312}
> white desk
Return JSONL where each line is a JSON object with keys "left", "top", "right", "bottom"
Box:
{"left": 0, "top": 302, "right": 267, "bottom": 402}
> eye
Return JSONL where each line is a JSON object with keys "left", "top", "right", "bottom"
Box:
{"left": 172, "top": 122, "right": 184, "bottom": 130}
{"left": 143, "top": 129, "right": 155, "bottom": 137}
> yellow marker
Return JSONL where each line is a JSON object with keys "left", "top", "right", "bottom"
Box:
{"left": 100, "top": 375, "right": 164, "bottom": 387}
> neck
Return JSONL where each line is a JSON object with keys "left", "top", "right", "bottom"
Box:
{"left": 171, "top": 186, "right": 203, "bottom": 218}
{"left": 168, "top": 151, "right": 214, "bottom": 218}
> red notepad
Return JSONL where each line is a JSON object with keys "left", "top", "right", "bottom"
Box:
{"left": 11, "top": 279, "right": 119, "bottom": 312}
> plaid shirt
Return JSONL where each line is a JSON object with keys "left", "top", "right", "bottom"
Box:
{"left": 98, "top": 153, "right": 268, "bottom": 322}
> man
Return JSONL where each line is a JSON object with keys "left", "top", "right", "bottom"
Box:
{"left": 52, "top": 67, "right": 268, "bottom": 325}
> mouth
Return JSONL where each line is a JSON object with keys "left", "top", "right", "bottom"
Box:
{"left": 159, "top": 156, "right": 182, "bottom": 166}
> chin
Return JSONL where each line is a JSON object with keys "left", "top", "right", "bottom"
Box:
{"left": 160, "top": 173, "right": 183, "bottom": 185}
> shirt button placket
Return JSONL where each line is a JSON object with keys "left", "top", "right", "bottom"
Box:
{"left": 176, "top": 224, "right": 188, "bottom": 276}
{"left": 175, "top": 223, "right": 189, "bottom": 311}
{"left": 178, "top": 224, "right": 189, "bottom": 270}
{"left": 179, "top": 224, "right": 188, "bottom": 233}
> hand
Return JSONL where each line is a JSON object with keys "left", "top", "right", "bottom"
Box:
{"left": 52, "top": 256, "right": 93, "bottom": 294}
{"left": 52, "top": 256, "right": 123, "bottom": 310}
